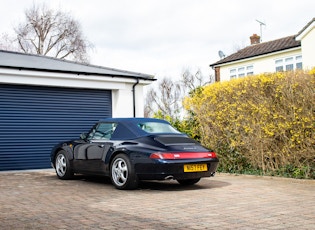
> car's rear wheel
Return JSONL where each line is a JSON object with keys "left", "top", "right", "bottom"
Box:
{"left": 177, "top": 178, "right": 201, "bottom": 185}
{"left": 110, "top": 154, "right": 138, "bottom": 190}
{"left": 55, "top": 150, "right": 73, "bottom": 180}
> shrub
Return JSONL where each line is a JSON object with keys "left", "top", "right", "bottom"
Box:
{"left": 184, "top": 71, "right": 315, "bottom": 179}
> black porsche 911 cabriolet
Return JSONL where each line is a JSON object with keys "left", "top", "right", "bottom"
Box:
{"left": 51, "top": 118, "right": 219, "bottom": 189}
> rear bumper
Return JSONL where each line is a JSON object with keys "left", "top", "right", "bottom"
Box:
{"left": 134, "top": 159, "right": 219, "bottom": 180}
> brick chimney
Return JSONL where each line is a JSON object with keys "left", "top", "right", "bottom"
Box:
{"left": 250, "top": 34, "right": 260, "bottom": 45}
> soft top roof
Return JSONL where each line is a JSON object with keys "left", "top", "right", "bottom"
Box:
{"left": 99, "top": 117, "right": 169, "bottom": 124}
{"left": 97, "top": 118, "right": 181, "bottom": 140}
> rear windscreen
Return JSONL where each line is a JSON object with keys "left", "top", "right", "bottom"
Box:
{"left": 137, "top": 122, "right": 181, "bottom": 134}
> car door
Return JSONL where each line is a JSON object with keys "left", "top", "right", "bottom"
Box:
{"left": 74, "top": 122, "right": 117, "bottom": 173}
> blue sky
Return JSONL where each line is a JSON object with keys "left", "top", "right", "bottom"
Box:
{"left": 1, "top": 0, "right": 314, "bottom": 80}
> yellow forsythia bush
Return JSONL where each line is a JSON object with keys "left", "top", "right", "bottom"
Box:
{"left": 184, "top": 71, "right": 315, "bottom": 178}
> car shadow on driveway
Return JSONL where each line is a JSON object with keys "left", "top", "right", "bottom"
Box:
{"left": 137, "top": 179, "right": 230, "bottom": 191}
{"left": 48, "top": 174, "right": 231, "bottom": 191}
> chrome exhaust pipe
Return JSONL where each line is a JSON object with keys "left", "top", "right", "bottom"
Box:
{"left": 164, "top": 175, "right": 174, "bottom": 180}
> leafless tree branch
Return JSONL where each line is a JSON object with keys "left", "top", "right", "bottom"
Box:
{"left": 11, "top": 3, "right": 92, "bottom": 63}
{"left": 144, "top": 68, "right": 215, "bottom": 119}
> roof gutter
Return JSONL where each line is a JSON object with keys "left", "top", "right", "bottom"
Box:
{"left": 132, "top": 78, "right": 139, "bottom": 117}
{"left": 0, "top": 65, "right": 156, "bottom": 81}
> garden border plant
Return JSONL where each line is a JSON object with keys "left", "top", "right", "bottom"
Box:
{"left": 183, "top": 70, "right": 315, "bottom": 179}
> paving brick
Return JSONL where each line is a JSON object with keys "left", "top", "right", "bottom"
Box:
{"left": 0, "top": 170, "right": 314, "bottom": 229}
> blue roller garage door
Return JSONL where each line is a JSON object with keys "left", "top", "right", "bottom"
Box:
{"left": 0, "top": 84, "right": 112, "bottom": 171}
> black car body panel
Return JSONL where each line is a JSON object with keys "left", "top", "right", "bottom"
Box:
{"left": 51, "top": 118, "right": 219, "bottom": 188}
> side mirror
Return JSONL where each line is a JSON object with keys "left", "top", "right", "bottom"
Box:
{"left": 80, "top": 133, "right": 87, "bottom": 140}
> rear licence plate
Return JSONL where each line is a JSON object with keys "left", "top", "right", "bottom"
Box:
{"left": 184, "top": 164, "right": 208, "bottom": 172}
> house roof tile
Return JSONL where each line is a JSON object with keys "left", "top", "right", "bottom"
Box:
{"left": 210, "top": 35, "right": 301, "bottom": 67}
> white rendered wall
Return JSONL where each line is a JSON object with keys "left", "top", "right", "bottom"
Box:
{"left": 111, "top": 82, "right": 145, "bottom": 118}
{"left": 297, "top": 22, "right": 315, "bottom": 70}
{"left": 219, "top": 48, "right": 301, "bottom": 81}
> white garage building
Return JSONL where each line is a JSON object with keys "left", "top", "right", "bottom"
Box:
{"left": 0, "top": 50, "right": 155, "bottom": 170}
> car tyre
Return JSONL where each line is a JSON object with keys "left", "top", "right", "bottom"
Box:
{"left": 177, "top": 178, "right": 201, "bottom": 185}
{"left": 110, "top": 154, "right": 138, "bottom": 190}
{"left": 55, "top": 150, "right": 73, "bottom": 180}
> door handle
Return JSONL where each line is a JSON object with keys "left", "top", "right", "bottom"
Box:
{"left": 99, "top": 144, "right": 105, "bottom": 148}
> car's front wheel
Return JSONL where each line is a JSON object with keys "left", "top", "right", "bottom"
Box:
{"left": 110, "top": 154, "right": 138, "bottom": 190}
{"left": 55, "top": 150, "right": 73, "bottom": 180}
{"left": 177, "top": 178, "right": 201, "bottom": 185}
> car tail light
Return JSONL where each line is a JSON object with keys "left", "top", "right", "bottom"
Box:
{"left": 150, "top": 152, "right": 217, "bottom": 159}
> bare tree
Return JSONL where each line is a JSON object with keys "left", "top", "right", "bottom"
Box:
{"left": 0, "top": 33, "right": 14, "bottom": 51}
{"left": 145, "top": 77, "right": 182, "bottom": 119}
{"left": 11, "top": 3, "right": 92, "bottom": 63}
{"left": 144, "top": 68, "right": 214, "bottom": 119}
{"left": 144, "top": 67, "right": 215, "bottom": 119}
{"left": 181, "top": 68, "right": 214, "bottom": 93}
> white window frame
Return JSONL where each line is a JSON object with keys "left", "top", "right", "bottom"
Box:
{"left": 275, "top": 55, "right": 302, "bottom": 72}
{"left": 230, "top": 65, "right": 254, "bottom": 80}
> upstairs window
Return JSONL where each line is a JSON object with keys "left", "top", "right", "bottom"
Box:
{"left": 230, "top": 65, "right": 254, "bottom": 80}
{"left": 276, "top": 66, "right": 284, "bottom": 72}
{"left": 275, "top": 55, "right": 302, "bottom": 72}
{"left": 296, "top": 55, "right": 303, "bottom": 69}
{"left": 246, "top": 65, "right": 254, "bottom": 75}
{"left": 230, "top": 69, "right": 236, "bottom": 79}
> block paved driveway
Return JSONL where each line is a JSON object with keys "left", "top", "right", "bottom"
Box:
{"left": 0, "top": 169, "right": 314, "bottom": 230}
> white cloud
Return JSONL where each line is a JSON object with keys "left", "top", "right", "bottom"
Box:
{"left": 0, "top": 0, "right": 314, "bottom": 80}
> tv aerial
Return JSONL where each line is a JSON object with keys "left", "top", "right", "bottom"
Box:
{"left": 218, "top": 50, "right": 225, "bottom": 59}
{"left": 256, "top": 19, "right": 266, "bottom": 42}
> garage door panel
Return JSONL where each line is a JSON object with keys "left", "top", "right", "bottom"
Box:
{"left": 0, "top": 84, "right": 112, "bottom": 171}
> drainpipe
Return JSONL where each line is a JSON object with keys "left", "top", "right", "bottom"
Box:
{"left": 132, "top": 78, "right": 139, "bottom": 117}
